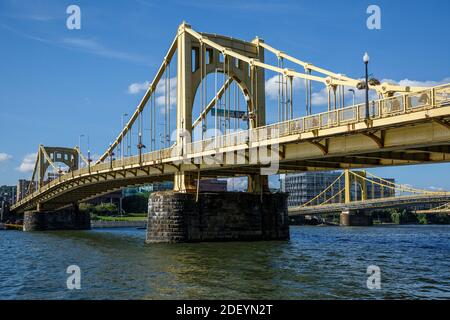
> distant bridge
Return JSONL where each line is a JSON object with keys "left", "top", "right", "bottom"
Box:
{"left": 289, "top": 170, "right": 450, "bottom": 216}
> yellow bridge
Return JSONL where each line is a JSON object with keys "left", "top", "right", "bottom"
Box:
{"left": 289, "top": 170, "right": 450, "bottom": 216}
{"left": 11, "top": 23, "right": 450, "bottom": 235}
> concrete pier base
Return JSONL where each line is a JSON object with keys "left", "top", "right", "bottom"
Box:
{"left": 23, "top": 206, "right": 90, "bottom": 231}
{"left": 146, "top": 191, "right": 289, "bottom": 243}
{"left": 340, "top": 209, "right": 373, "bottom": 226}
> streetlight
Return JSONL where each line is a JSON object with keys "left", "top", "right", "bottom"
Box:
{"left": 137, "top": 132, "right": 146, "bottom": 163}
{"left": 363, "top": 52, "right": 370, "bottom": 121}
{"left": 348, "top": 89, "right": 356, "bottom": 106}
{"left": 121, "top": 113, "right": 128, "bottom": 160}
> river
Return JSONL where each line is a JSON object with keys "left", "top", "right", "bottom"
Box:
{"left": 1, "top": 225, "right": 449, "bottom": 299}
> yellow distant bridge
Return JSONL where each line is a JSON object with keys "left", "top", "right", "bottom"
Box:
{"left": 288, "top": 170, "right": 450, "bottom": 216}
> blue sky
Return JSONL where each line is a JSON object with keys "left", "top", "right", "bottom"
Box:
{"left": 0, "top": 0, "right": 449, "bottom": 189}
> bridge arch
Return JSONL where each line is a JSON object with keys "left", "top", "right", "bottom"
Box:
{"left": 190, "top": 70, "right": 252, "bottom": 140}
{"left": 176, "top": 26, "right": 266, "bottom": 147}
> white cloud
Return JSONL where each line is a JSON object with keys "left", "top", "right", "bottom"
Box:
{"left": 428, "top": 186, "right": 445, "bottom": 191}
{"left": 265, "top": 75, "right": 303, "bottom": 100}
{"left": 0, "top": 153, "right": 12, "bottom": 162}
{"left": 310, "top": 86, "right": 376, "bottom": 106}
{"left": 16, "top": 153, "right": 37, "bottom": 173}
{"left": 309, "top": 77, "right": 449, "bottom": 107}
{"left": 128, "top": 77, "right": 177, "bottom": 114}
{"left": 382, "top": 77, "right": 450, "bottom": 88}
{"left": 128, "top": 81, "right": 150, "bottom": 94}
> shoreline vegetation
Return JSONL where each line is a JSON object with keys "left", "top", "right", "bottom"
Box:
{"left": 290, "top": 208, "right": 450, "bottom": 226}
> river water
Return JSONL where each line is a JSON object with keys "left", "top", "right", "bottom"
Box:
{"left": 1, "top": 225, "right": 449, "bottom": 299}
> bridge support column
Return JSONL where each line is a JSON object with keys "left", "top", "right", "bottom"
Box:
{"left": 173, "top": 171, "right": 197, "bottom": 193}
{"left": 340, "top": 209, "right": 373, "bottom": 227}
{"left": 23, "top": 203, "right": 90, "bottom": 231}
{"left": 247, "top": 174, "right": 269, "bottom": 193}
{"left": 146, "top": 191, "right": 289, "bottom": 243}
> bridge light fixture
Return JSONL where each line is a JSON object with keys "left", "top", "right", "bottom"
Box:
{"left": 363, "top": 52, "right": 370, "bottom": 63}
{"left": 369, "top": 78, "right": 381, "bottom": 86}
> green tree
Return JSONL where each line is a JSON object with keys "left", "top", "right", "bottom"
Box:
{"left": 417, "top": 213, "right": 428, "bottom": 225}
{"left": 122, "top": 193, "right": 149, "bottom": 213}
{"left": 93, "top": 203, "right": 118, "bottom": 216}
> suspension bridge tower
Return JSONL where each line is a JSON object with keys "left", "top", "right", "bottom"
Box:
{"left": 146, "top": 23, "right": 289, "bottom": 243}
{"left": 173, "top": 22, "right": 268, "bottom": 193}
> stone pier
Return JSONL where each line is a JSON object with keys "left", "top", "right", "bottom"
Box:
{"left": 146, "top": 191, "right": 289, "bottom": 243}
{"left": 340, "top": 209, "right": 373, "bottom": 226}
{"left": 23, "top": 205, "right": 90, "bottom": 231}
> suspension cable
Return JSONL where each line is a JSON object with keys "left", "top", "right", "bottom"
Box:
{"left": 302, "top": 172, "right": 345, "bottom": 206}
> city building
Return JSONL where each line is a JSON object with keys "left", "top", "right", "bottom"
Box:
{"left": 282, "top": 171, "right": 395, "bottom": 207}
{"left": 16, "top": 179, "right": 37, "bottom": 202}
{"left": 47, "top": 172, "right": 62, "bottom": 183}
{"left": 197, "top": 179, "right": 227, "bottom": 192}
{"left": 0, "top": 185, "right": 16, "bottom": 205}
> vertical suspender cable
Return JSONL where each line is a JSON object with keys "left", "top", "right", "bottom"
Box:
{"left": 289, "top": 76, "right": 293, "bottom": 120}
{"left": 203, "top": 47, "right": 207, "bottom": 136}
{"left": 200, "top": 44, "right": 204, "bottom": 140}
{"left": 278, "top": 57, "right": 281, "bottom": 122}
{"left": 228, "top": 58, "right": 231, "bottom": 135}
{"left": 214, "top": 67, "right": 218, "bottom": 146}
{"left": 327, "top": 86, "right": 331, "bottom": 112}
{"left": 168, "top": 63, "right": 171, "bottom": 146}
{"left": 333, "top": 86, "right": 337, "bottom": 110}
{"left": 305, "top": 70, "right": 309, "bottom": 116}
{"left": 153, "top": 93, "right": 156, "bottom": 151}
{"left": 164, "top": 67, "right": 167, "bottom": 148}
{"left": 308, "top": 69, "right": 312, "bottom": 115}
{"left": 233, "top": 82, "right": 239, "bottom": 131}
{"left": 255, "top": 66, "right": 258, "bottom": 127}
{"left": 149, "top": 94, "right": 153, "bottom": 151}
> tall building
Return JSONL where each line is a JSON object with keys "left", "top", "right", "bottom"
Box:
{"left": 282, "top": 171, "right": 395, "bottom": 207}
{"left": 0, "top": 185, "right": 16, "bottom": 205}
{"left": 16, "top": 179, "right": 37, "bottom": 202}
{"left": 47, "top": 172, "right": 62, "bottom": 183}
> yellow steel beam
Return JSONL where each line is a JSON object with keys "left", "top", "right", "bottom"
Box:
{"left": 96, "top": 32, "right": 179, "bottom": 164}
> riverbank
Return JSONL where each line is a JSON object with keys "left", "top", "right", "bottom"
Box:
{"left": 91, "top": 220, "right": 146, "bottom": 228}
{"left": 91, "top": 215, "right": 147, "bottom": 228}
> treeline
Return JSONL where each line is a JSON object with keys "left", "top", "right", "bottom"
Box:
{"left": 364, "top": 208, "right": 450, "bottom": 225}
{"left": 79, "top": 192, "right": 149, "bottom": 216}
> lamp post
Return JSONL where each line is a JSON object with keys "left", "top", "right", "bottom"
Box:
{"left": 137, "top": 132, "right": 146, "bottom": 164}
{"left": 348, "top": 89, "right": 356, "bottom": 106}
{"left": 363, "top": 52, "right": 370, "bottom": 120}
